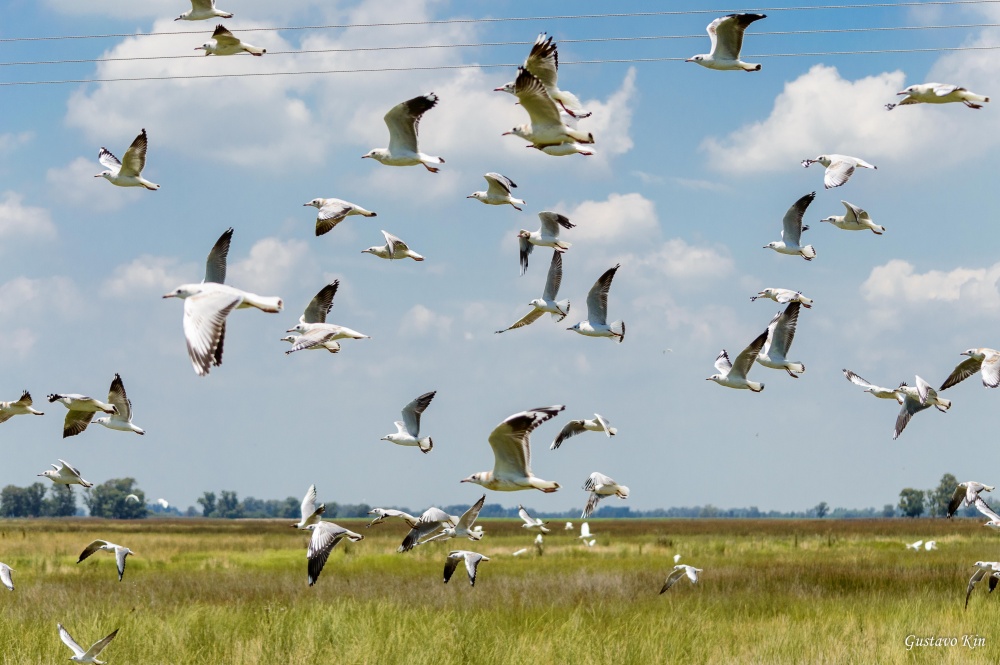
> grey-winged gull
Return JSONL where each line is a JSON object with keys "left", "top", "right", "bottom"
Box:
{"left": 361, "top": 230, "right": 424, "bottom": 261}
{"left": 764, "top": 192, "right": 816, "bottom": 260}
{"left": 47, "top": 390, "right": 117, "bottom": 439}
{"left": 77, "top": 540, "right": 134, "bottom": 582}
{"left": 381, "top": 391, "right": 436, "bottom": 454}
{"left": 756, "top": 302, "right": 805, "bottom": 378}
{"left": 497, "top": 251, "right": 570, "bottom": 333}
{"left": 291, "top": 484, "right": 326, "bottom": 529}
{"left": 495, "top": 33, "right": 591, "bottom": 118}
{"left": 58, "top": 624, "right": 119, "bottom": 664}
{"left": 196, "top": 25, "right": 265, "bottom": 56}
{"left": 303, "top": 198, "right": 376, "bottom": 237}
{"left": 443, "top": 550, "right": 489, "bottom": 586}
{"left": 801, "top": 154, "right": 876, "bottom": 189}
{"left": 468, "top": 173, "right": 525, "bottom": 210}
{"left": 567, "top": 264, "right": 625, "bottom": 342}
{"left": 176, "top": 0, "right": 232, "bottom": 20}
{"left": 582, "top": 472, "right": 629, "bottom": 519}
{"left": 707, "top": 330, "right": 768, "bottom": 392}
{"left": 362, "top": 93, "right": 444, "bottom": 172}
{"left": 551, "top": 413, "right": 616, "bottom": 450}
{"left": 95, "top": 128, "right": 159, "bottom": 190}
{"left": 503, "top": 67, "right": 594, "bottom": 148}
{"left": 93, "top": 374, "right": 145, "bottom": 435}
{"left": 461, "top": 405, "right": 564, "bottom": 492}
{"left": 518, "top": 212, "right": 575, "bottom": 276}
{"left": 750, "top": 288, "right": 813, "bottom": 309}
{"left": 887, "top": 83, "right": 989, "bottom": 110}
{"left": 660, "top": 564, "right": 702, "bottom": 593}
{"left": 686, "top": 14, "right": 766, "bottom": 71}
{"left": 0, "top": 390, "right": 44, "bottom": 423}
{"left": 305, "top": 521, "right": 364, "bottom": 586}
{"left": 940, "top": 348, "right": 1000, "bottom": 390}
{"left": 820, "top": 201, "right": 884, "bottom": 234}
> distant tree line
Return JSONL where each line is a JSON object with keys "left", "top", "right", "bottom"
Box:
{"left": 898, "top": 473, "right": 978, "bottom": 518}
{"left": 0, "top": 477, "right": 147, "bottom": 519}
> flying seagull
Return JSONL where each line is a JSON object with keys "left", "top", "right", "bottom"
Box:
{"left": 305, "top": 521, "right": 364, "bottom": 586}
{"left": 291, "top": 484, "right": 325, "bottom": 529}
{"left": 195, "top": 24, "right": 265, "bottom": 56}
{"left": 974, "top": 496, "right": 1000, "bottom": 529}
{"left": 819, "top": 201, "right": 884, "bottom": 234}
{"left": 660, "top": 564, "right": 702, "bottom": 593}
{"left": 842, "top": 369, "right": 901, "bottom": 400}
{"left": 303, "top": 198, "right": 376, "bottom": 237}
{"left": 77, "top": 540, "right": 134, "bottom": 582}
{"left": 764, "top": 192, "right": 816, "bottom": 260}
{"left": 966, "top": 561, "right": 1000, "bottom": 609}
{"left": 707, "top": 330, "right": 768, "bottom": 392}
{"left": 517, "top": 505, "right": 550, "bottom": 532}
{"left": 443, "top": 550, "right": 490, "bottom": 587}
{"left": 503, "top": 67, "right": 594, "bottom": 149}
{"left": 686, "top": 14, "right": 767, "bottom": 71}
{"left": 163, "top": 227, "right": 283, "bottom": 376}
{"left": 893, "top": 376, "right": 951, "bottom": 440}
{"left": 496, "top": 251, "right": 570, "bottom": 333}
{"left": 750, "top": 288, "right": 813, "bottom": 309}
{"left": 887, "top": 83, "right": 989, "bottom": 110}
{"left": 582, "top": 472, "right": 629, "bottom": 519}
{"left": 905, "top": 540, "right": 924, "bottom": 551}
{"left": 468, "top": 173, "right": 525, "bottom": 210}
{"left": 551, "top": 413, "right": 617, "bottom": 450}
{"left": 284, "top": 281, "right": 369, "bottom": 355}
{"left": 0, "top": 390, "right": 44, "bottom": 424}
{"left": 420, "top": 495, "right": 487, "bottom": 545}
{"left": 95, "top": 128, "right": 159, "bottom": 190}
{"left": 518, "top": 211, "right": 575, "bottom": 276}
{"left": 495, "top": 33, "right": 591, "bottom": 118}
{"left": 93, "top": 374, "right": 145, "bottom": 435}
{"left": 756, "top": 302, "right": 805, "bottom": 378}
{"left": 280, "top": 335, "right": 340, "bottom": 354}
{"left": 528, "top": 141, "right": 595, "bottom": 157}
{"left": 175, "top": 0, "right": 232, "bottom": 20}
{"left": 362, "top": 93, "right": 444, "bottom": 172}
{"left": 398, "top": 507, "right": 458, "bottom": 552}
{"left": 366, "top": 508, "right": 418, "bottom": 529}
{"left": 461, "top": 405, "right": 564, "bottom": 492}
{"left": 381, "top": 390, "right": 436, "bottom": 454}
{"left": 38, "top": 459, "right": 92, "bottom": 488}
{"left": 940, "top": 348, "right": 1000, "bottom": 391}
{"left": 361, "top": 230, "right": 425, "bottom": 261}
{"left": 0, "top": 563, "right": 13, "bottom": 591}
{"left": 801, "top": 154, "right": 877, "bottom": 189}
{"left": 567, "top": 264, "right": 625, "bottom": 342}
{"left": 948, "top": 481, "right": 995, "bottom": 518}
{"left": 47, "top": 391, "right": 117, "bottom": 439}
{"left": 58, "top": 624, "right": 119, "bottom": 664}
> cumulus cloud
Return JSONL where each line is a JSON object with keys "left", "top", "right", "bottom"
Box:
{"left": 228, "top": 237, "right": 311, "bottom": 293}
{"left": 578, "top": 67, "right": 637, "bottom": 162}
{"left": 557, "top": 192, "right": 657, "bottom": 242}
{"left": 0, "top": 276, "right": 82, "bottom": 355}
{"left": 861, "top": 259, "right": 1000, "bottom": 309}
{"left": 624, "top": 238, "right": 734, "bottom": 282}
{"left": 46, "top": 157, "right": 144, "bottom": 212}
{"left": 103, "top": 256, "right": 192, "bottom": 298}
{"left": 0, "top": 192, "right": 56, "bottom": 241}
{"left": 0, "top": 132, "right": 32, "bottom": 155}
{"left": 399, "top": 303, "right": 452, "bottom": 338}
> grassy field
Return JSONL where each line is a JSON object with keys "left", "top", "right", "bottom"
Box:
{"left": 1, "top": 517, "right": 999, "bottom": 663}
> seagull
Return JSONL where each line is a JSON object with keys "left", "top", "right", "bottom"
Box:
{"left": 534, "top": 532, "right": 544, "bottom": 555}
{"left": 925, "top": 541, "right": 938, "bottom": 551}
{"left": 58, "top": 624, "right": 119, "bottom": 664}
{"left": 529, "top": 142, "right": 595, "bottom": 157}
{"left": 163, "top": 227, "right": 283, "bottom": 376}
{"left": 764, "top": 192, "right": 816, "bottom": 260}
{"left": 674, "top": 554, "right": 683, "bottom": 564}
{"left": 568, "top": 264, "right": 625, "bottom": 342}
{"left": 285, "top": 281, "right": 369, "bottom": 348}
{"left": 756, "top": 302, "right": 805, "bottom": 378}
{"left": 496, "top": 251, "right": 570, "bottom": 333}
{"left": 887, "top": 83, "right": 989, "bottom": 110}
{"left": 660, "top": 564, "right": 702, "bottom": 593}
{"left": 77, "top": 540, "right": 134, "bottom": 582}
{"left": 420, "top": 495, "right": 487, "bottom": 545}
{"left": 842, "top": 369, "right": 901, "bottom": 400}
{"left": 948, "top": 482, "right": 996, "bottom": 518}
{"left": 362, "top": 93, "right": 444, "bottom": 172}
{"left": 551, "top": 413, "right": 617, "bottom": 450}
{"left": 940, "top": 348, "right": 1000, "bottom": 391}
{"left": 801, "top": 155, "right": 877, "bottom": 189}
{"left": 565, "top": 521, "right": 574, "bottom": 531}
{"left": 461, "top": 405, "right": 564, "bottom": 492}
{"left": 125, "top": 494, "right": 141, "bottom": 504}
{"left": 820, "top": 201, "right": 884, "bottom": 234}
{"left": 361, "top": 230, "right": 424, "bottom": 261}
{"left": 707, "top": 330, "right": 768, "bottom": 392}
{"left": 966, "top": 561, "right": 1000, "bottom": 609}
{"left": 686, "top": 14, "right": 767, "bottom": 71}
{"left": 517, "top": 505, "right": 550, "bottom": 532}
{"left": 905, "top": 540, "right": 924, "bottom": 551}
{"left": 38, "top": 459, "right": 92, "bottom": 488}
{"left": 974, "top": 496, "right": 1000, "bottom": 529}
{"left": 468, "top": 173, "right": 525, "bottom": 210}
{"left": 398, "top": 507, "right": 458, "bottom": 552}
{"left": 303, "top": 198, "right": 376, "bottom": 237}
{"left": 0, "top": 390, "right": 44, "bottom": 423}
{"left": 195, "top": 24, "right": 265, "bottom": 56}
{"left": 495, "top": 33, "right": 591, "bottom": 118}
{"left": 503, "top": 68, "right": 594, "bottom": 148}
{"left": 305, "top": 521, "right": 364, "bottom": 586}
{"left": 518, "top": 212, "right": 575, "bottom": 276}
{"left": 291, "top": 484, "right": 325, "bottom": 529}
{"left": 175, "top": 0, "right": 232, "bottom": 20}
{"left": 280, "top": 335, "right": 340, "bottom": 354}
{"left": 579, "top": 522, "right": 596, "bottom": 547}
{"left": 156, "top": 498, "right": 169, "bottom": 509}
{"left": 443, "top": 550, "right": 489, "bottom": 587}
{"left": 582, "top": 472, "right": 629, "bottom": 519}
{"left": 366, "top": 508, "right": 418, "bottom": 529}
{"left": 381, "top": 391, "right": 436, "bottom": 454}
{"left": 93, "top": 374, "right": 145, "bottom": 435}
{"left": 47, "top": 391, "right": 117, "bottom": 439}
{"left": 893, "top": 376, "right": 952, "bottom": 440}
{"left": 95, "top": 128, "right": 159, "bottom": 190}
{"left": 750, "top": 288, "right": 813, "bottom": 309}
{"left": 0, "top": 562, "right": 13, "bottom": 591}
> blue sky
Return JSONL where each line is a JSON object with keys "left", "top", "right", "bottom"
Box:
{"left": 1, "top": 0, "right": 999, "bottom": 514}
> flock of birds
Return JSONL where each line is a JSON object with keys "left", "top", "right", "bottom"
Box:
{"left": 3, "top": 1, "right": 998, "bottom": 657}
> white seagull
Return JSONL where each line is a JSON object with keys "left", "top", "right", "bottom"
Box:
{"left": 503, "top": 67, "right": 594, "bottom": 148}
{"left": 940, "top": 348, "right": 1000, "bottom": 391}
{"left": 551, "top": 413, "right": 617, "bottom": 450}
{"left": 305, "top": 521, "right": 364, "bottom": 586}
{"left": 175, "top": 0, "right": 232, "bottom": 20}
{"left": 164, "top": 228, "right": 283, "bottom": 375}
{"left": 707, "top": 330, "right": 768, "bottom": 392}
{"left": 58, "top": 624, "right": 119, "bottom": 664}
{"left": 284, "top": 281, "right": 369, "bottom": 355}
{"left": 565, "top": 521, "right": 574, "bottom": 531}
{"left": 750, "top": 288, "right": 813, "bottom": 309}
{"left": 974, "top": 496, "right": 1000, "bottom": 529}
{"left": 925, "top": 540, "right": 938, "bottom": 551}
{"left": 579, "top": 521, "right": 596, "bottom": 546}
{"left": 568, "top": 264, "right": 625, "bottom": 343}
{"left": 95, "top": 128, "right": 159, "bottom": 190}
{"left": 660, "top": 564, "right": 702, "bottom": 593}
{"left": 38, "top": 459, "right": 92, "bottom": 488}
{"left": 893, "top": 376, "right": 952, "bottom": 440}
{"left": 443, "top": 550, "right": 490, "bottom": 587}
{"left": 398, "top": 507, "right": 458, "bottom": 552}
{"left": 820, "top": 201, "right": 884, "bottom": 234}
{"left": 496, "top": 251, "right": 570, "bottom": 333}
{"left": 495, "top": 33, "right": 590, "bottom": 118}
{"left": 534, "top": 532, "right": 544, "bottom": 555}
{"left": 0, "top": 390, "right": 44, "bottom": 423}
{"left": 582, "top": 472, "right": 629, "bottom": 519}
{"left": 47, "top": 391, "right": 117, "bottom": 439}
{"left": 362, "top": 93, "right": 444, "bottom": 172}
{"left": 887, "top": 82, "right": 989, "bottom": 110}
{"left": 93, "top": 374, "right": 145, "bottom": 435}
{"left": 125, "top": 494, "right": 140, "bottom": 504}
{"left": 905, "top": 539, "right": 924, "bottom": 551}
{"left": 842, "top": 369, "right": 901, "bottom": 400}
{"left": 764, "top": 192, "right": 816, "bottom": 260}
{"left": 756, "top": 302, "right": 805, "bottom": 378}
{"left": 801, "top": 154, "right": 877, "bottom": 189}
{"left": 518, "top": 211, "right": 575, "bottom": 276}
{"left": 0, "top": 563, "right": 13, "bottom": 591}
{"left": 686, "top": 14, "right": 767, "bottom": 71}
{"left": 468, "top": 173, "right": 525, "bottom": 210}
{"left": 366, "top": 508, "right": 418, "bottom": 529}
{"left": 381, "top": 390, "right": 436, "bottom": 454}
{"left": 966, "top": 561, "right": 1000, "bottom": 609}
{"left": 420, "top": 495, "right": 487, "bottom": 545}
{"left": 280, "top": 335, "right": 340, "bottom": 354}
{"left": 303, "top": 198, "right": 376, "bottom": 237}
{"left": 528, "top": 140, "right": 595, "bottom": 157}
{"left": 361, "top": 230, "right": 425, "bottom": 261}
{"left": 291, "top": 484, "right": 325, "bottom": 529}
{"left": 461, "top": 405, "right": 564, "bottom": 493}
{"left": 517, "top": 505, "right": 550, "bottom": 532}
{"left": 77, "top": 540, "right": 134, "bottom": 582}
{"left": 949, "top": 482, "right": 996, "bottom": 518}
{"left": 196, "top": 24, "right": 265, "bottom": 56}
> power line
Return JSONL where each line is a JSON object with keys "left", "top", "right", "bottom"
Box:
{"left": 2, "top": 22, "right": 997, "bottom": 68}
{"left": 1, "top": 1, "right": 998, "bottom": 43}
{"left": 2, "top": 44, "right": 997, "bottom": 87}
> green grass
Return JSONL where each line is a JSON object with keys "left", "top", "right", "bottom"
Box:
{"left": 1, "top": 518, "right": 999, "bottom": 663}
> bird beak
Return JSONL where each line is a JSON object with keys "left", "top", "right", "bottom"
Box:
{"left": 460, "top": 478, "right": 471, "bottom": 483}
{"left": 492, "top": 87, "right": 504, "bottom": 92}
{"left": 194, "top": 47, "right": 203, "bottom": 51}
{"left": 162, "top": 293, "right": 175, "bottom": 299}
{"left": 762, "top": 245, "right": 769, "bottom": 249}
{"left": 466, "top": 195, "right": 474, "bottom": 199}
{"left": 93, "top": 173, "right": 102, "bottom": 178}
{"left": 896, "top": 91, "right": 908, "bottom": 95}
{"left": 360, "top": 154, "right": 369, "bottom": 159}
{"left": 684, "top": 58, "right": 694, "bottom": 63}
{"left": 501, "top": 131, "right": 513, "bottom": 136}
{"left": 285, "top": 327, "right": 296, "bottom": 333}
{"left": 302, "top": 203, "right": 311, "bottom": 206}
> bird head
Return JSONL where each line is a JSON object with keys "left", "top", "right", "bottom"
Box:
{"left": 303, "top": 199, "right": 323, "bottom": 208}
{"left": 763, "top": 242, "right": 778, "bottom": 250}
{"left": 461, "top": 473, "right": 487, "bottom": 487}
{"left": 493, "top": 82, "right": 515, "bottom": 94}
{"left": 685, "top": 55, "right": 704, "bottom": 63}
{"left": 94, "top": 170, "right": 114, "bottom": 180}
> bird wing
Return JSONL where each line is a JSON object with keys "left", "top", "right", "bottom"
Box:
{"left": 685, "top": 566, "right": 701, "bottom": 583}
{"left": 524, "top": 33, "right": 559, "bottom": 88}
{"left": 708, "top": 15, "right": 742, "bottom": 60}
{"left": 15, "top": 390, "right": 31, "bottom": 406}
{"left": 484, "top": 173, "right": 515, "bottom": 197}
{"left": 300, "top": 484, "right": 319, "bottom": 522}
{"left": 58, "top": 459, "right": 83, "bottom": 477}
{"left": 118, "top": 129, "right": 149, "bottom": 178}
{"left": 893, "top": 394, "right": 930, "bottom": 439}
{"left": 106, "top": 374, "right": 132, "bottom": 422}
{"left": 766, "top": 302, "right": 800, "bottom": 359}
{"left": 714, "top": 350, "right": 733, "bottom": 374}
{"left": 542, "top": 250, "right": 563, "bottom": 301}
{"left": 385, "top": 93, "right": 438, "bottom": 154}
{"left": 0, "top": 564, "right": 12, "bottom": 590}
{"left": 940, "top": 357, "right": 983, "bottom": 391}
{"left": 660, "top": 566, "right": 687, "bottom": 593}
{"left": 211, "top": 24, "right": 240, "bottom": 48}
{"left": 824, "top": 160, "right": 855, "bottom": 189}
{"left": 975, "top": 496, "right": 1000, "bottom": 522}
{"left": 457, "top": 495, "right": 486, "bottom": 531}
{"left": 518, "top": 505, "right": 536, "bottom": 526}
{"left": 463, "top": 552, "right": 486, "bottom": 586}
{"left": 315, "top": 202, "right": 353, "bottom": 236}
{"left": 594, "top": 413, "right": 613, "bottom": 436}
{"left": 968, "top": 566, "right": 989, "bottom": 608}
{"left": 98, "top": 148, "right": 121, "bottom": 173}
{"left": 442, "top": 552, "right": 462, "bottom": 584}
{"left": 583, "top": 472, "right": 616, "bottom": 492}
{"left": 781, "top": 192, "right": 815, "bottom": 245}
{"left": 307, "top": 522, "right": 348, "bottom": 586}
{"left": 730, "top": 330, "right": 768, "bottom": 380}
{"left": 191, "top": 0, "right": 213, "bottom": 10}
{"left": 63, "top": 410, "right": 96, "bottom": 438}
{"left": 840, "top": 200, "right": 864, "bottom": 225}
{"left": 381, "top": 230, "right": 409, "bottom": 255}
{"left": 77, "top": 540, "right": 110, "bottom": 563}
{"left": 115, "top": 547, "right": 129, "bottom": 581}
{"left": 513, "top": 67, "right": 563, "bottom": 127}
{"left": 843, "top": 369, "right": 876, "bottom": 391}
{"left": 496, "top": 308, "right": 545, "bottom": 334}
{"left": 183, "top": 290, "right": 242, "bottom": 376}
{"left": 948, "top": 485, "right": 967, "bottom": 518}
{"left": 85, "top": 628, "right": 119, "bottom": 659}
{"left": 538, "top": 211, "right": 574, "bottom": 234}
{"left": 401, "top": 391, "right": 436, "bottom": 437}
{"left": 982, "top": 352, "right": 1000, "bottom": 388}
{"left": 399, "top": 508, "right": 451, "bottom": 552}
{"left": 302, "top": 282, "right": 338, "bottom": 324}
{"left": 585, "top": 264, "right": 620, "bottom": 326}
{"left": 204, "top": 227, "right": 234, "bottom": 284}
{"left": 932, "top": 83, "right": 960, "bottom": 96}
{"left": 488, "top": 406, "right": 564, "bottom": 478}
{"left": 58, "top": 624, "right": 86, "bottom": 657}
{"left": 285, "top": 328, "right": 338, "bottom": 354}
{"left": 583, "top": 492, "right": 603, "bottom": 519}
{"left": 551, "top": 420, "right": 586, "bottom": 449}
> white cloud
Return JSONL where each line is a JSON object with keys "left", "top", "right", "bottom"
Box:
{"left": 0, "top": 276, "right": 82, "bottom": 355}
{"left": 46, "top": 157, "right": 143, "bottom": 212}
{"left": 0, "top": 192, "right": 56, "bottom": 241}
{"left": 399, "top": 303, "right": 452, "bottom": 338}
{"left": 578, "top": 67, "right": 637, "bottom": 163}
{"left": 103, "top": 256, "right": 192, "bottom": 298}
{"left": 861, "top": 259, "right": 1000, "bottom": 309}
{"left": 229, "top": 237, "right": 311, "bottom": 293}
{"left": 0, "top": 132, "right": 32, "bottom": 155}
{"left": 556, "top": 192, "right": 657, "bottom": 243}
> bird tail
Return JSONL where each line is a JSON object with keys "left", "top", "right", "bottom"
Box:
{"left": 608, "top": 427, "right": 618, "bottom": 436}
{"left": 568, "top": 127, "right": 594, "bottom": 144}
{"left": 555, "top": 90, "right": 591, "bottom": 119}
{"left": 80, "top": 480, "right": 93, "bottom": 488}
{"left": 419, "top": 437, "right": 433, "bottom": 454}
{"left": 798, "top": 296, "right": 814, "bottom": 308}
{"left": 243, "top": 294, "right": 283, "bottom": 313}
{"left": 801, "top": 245, "right": 816, "bottom": 261}
{"left": 611, "top": 320, "right": 625, "bottom": 343}
{"left": 617, "top": 486, "right": 630, "bottom": 499}
{"left": 788, "top": 362, "right": 805, "bottom": 375}
{"left": 410, "top": 252, "right": 425, "bottom": 262}
{"left": 551, "top": 300, "right": 570, "bottom": 321}
{"left": 872, "top": 225, "right": 886, "bottom": 235}
{"left": 360, "top": 208, "right": 377, "bottom": 217}
{"left": 555, "top": 240, "right": 572, "bottom": 251}
{"left": 247, "top": 46, "right": 266, "bottom": 56}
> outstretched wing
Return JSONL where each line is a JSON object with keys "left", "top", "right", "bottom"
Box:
{"left": 585, "top": 264, "right": 620, "bottom": 326}
{"left": 550, "top": 420, "right": 585, "bottom": 450}
{"left": 542, "top": 250, "right": 563, "bottom": 301}
{"left": 781, "top": 192, "right": 815, "bottom": 245}
{"left": 118, "top": 129, "right": 149, "bottom": 178}
{"left": 211, "top": 24, "right": 240, "bottom": 48}
{"left": 940, "top": 357, "right": 983, "bottom": 391}
{"left": 57, "top": 624, "right": 86, "bottom": 657}
{"left": 495, "top": 308, "right": 545, "bottom": 334}
{"left": 513, "top": 68, "right": 562, "bottom": 127}
{"left": 106, "top": 374, "right": 132, "bottom": 422}
{"left": 204, "top": 227, "right": 234, "bottom": 284}
{"left": 302, "top": 282, "right": 338, "bottom": 324}
{"left": 488, "top": 406, "right": 564, "bottom": 477}
{"left": 538, "top": 211, "right": 574, "bottom": 236}
{"left": 98, "top": 148, "right": 122, "bottom": 173}
{"left": 401, "top": 391, "right": 436, "bottom": 437}
{"left": 385, "top": 93, "right": 438, "bottom": 154}
{"left": 523, "top": 33, "right": 559, "bottom": 87}
{"left": 484, "top": 173, "right": 516, "bottom": 197}
{"left": 730, "top": 330, "right": 768, "bottom": 380}
{"left": 315, "top": 202, "right": 353, "bottom": 236}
